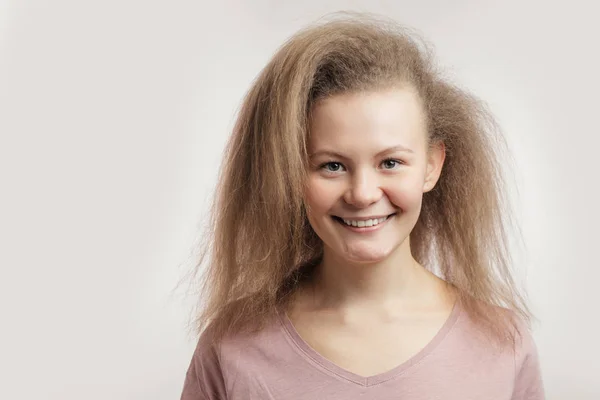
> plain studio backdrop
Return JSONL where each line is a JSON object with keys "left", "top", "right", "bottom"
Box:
{"left": 0, "top": 1, "right": 598, "bottom": 399}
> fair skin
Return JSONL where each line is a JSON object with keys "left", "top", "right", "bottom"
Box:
{"left": 288, "top": 86, "right": 456, "bottom": 377}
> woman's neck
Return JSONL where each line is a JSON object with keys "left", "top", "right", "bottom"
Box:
{"left": 305, "top": 238, "right": 451, "bottom": 314}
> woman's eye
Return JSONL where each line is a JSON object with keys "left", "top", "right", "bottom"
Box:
{"left": 382, "top": 159, "right": 402, "bottom": 169}
{"left": 322, "top": 162, "right": 344, "bottom": 172}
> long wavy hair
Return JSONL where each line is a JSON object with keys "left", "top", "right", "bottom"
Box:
{"left": 188, "top": 12, "right": 530, "bottom": 345}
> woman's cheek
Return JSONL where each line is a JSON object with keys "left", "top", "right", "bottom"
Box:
{"left": 385, "top": 177, "right": 424, "bottom": 211}
{"left": 304, "top": 178, "right": 334, "bottom": 213}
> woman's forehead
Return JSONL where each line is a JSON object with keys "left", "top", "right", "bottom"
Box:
{"left": 308, "top": 88, "right": 427, "bottom": 152}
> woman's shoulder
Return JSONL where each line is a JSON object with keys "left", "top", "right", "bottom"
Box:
{"left": 181, "top": 324, "right": 228, "bottom": 400}
{"left": 193, "top": 310, "right": 291, "bottom": 367}
{"left": 451, "top": 297, "right": 537, "bottom": 353}
{"left": 502, "top": 311, "right": 545, "bottom": 397}
{"left": 440, "top": 299, "right": 544, "bottom": 397}
{"left": 182, "top": 313, "right": 287, "bottom": 399}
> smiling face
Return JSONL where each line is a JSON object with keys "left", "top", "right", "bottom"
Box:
{"left": 305, "top": 87, "right": 445, "bottom": 264}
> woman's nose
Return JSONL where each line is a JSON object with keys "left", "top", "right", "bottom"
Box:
{"left": 342, "top": 169, "right": 383, "bottom": 208}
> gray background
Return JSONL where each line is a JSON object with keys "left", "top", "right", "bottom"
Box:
{"left": 1, "top": 1, "right": 597, "bottom": 399}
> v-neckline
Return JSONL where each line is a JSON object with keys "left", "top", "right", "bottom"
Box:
{"left": 278, "top": 299, "right": 462, "bottom": 387}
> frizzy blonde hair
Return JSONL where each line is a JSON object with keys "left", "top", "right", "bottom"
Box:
{"left": 189, "top": 12, "right": 531, "bottom": 344}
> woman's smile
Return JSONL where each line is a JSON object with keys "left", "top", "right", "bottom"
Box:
{"left": 332, "top": 213, "right": 397, "bottom": 233}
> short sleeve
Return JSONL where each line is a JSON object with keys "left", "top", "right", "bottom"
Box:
{"left": 511, "top": 325, "right": 545, "bottom": 400}
{"left": 180, "top": 331, "right": 228, "bottom": 400}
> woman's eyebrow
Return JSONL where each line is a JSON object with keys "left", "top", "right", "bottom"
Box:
{"left": 309, "top": 150, "right": 348, "bottom": 160}
{"left": 309, "top": 145, "right": 414, "bottom": 159}
{"left": 376, "top": 145, "right": 414, "bottom": 157}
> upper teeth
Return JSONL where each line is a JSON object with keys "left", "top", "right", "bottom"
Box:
{"left": 342, "top": 216, "right": 388, "bottom": 227}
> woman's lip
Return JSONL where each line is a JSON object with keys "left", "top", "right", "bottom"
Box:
{"left": 332, "top": 214, "right": 395, "bottom": 232}
{"left": 333, "top": 213, "right": 396, "bottom": 221}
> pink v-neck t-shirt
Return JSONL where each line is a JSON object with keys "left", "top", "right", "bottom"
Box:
{"left": 180, "top": 301, "right": 544, "bottom": 399}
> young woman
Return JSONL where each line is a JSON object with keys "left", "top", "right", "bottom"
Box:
{"left": 181, "top": 13, "right": 544, "bottom": 400}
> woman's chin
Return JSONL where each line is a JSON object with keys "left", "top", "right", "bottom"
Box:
{"left": 342, "top": 247, "right": 392, "bottom": 264}
{"left": 323, "top": 237, "right": 407, "bottom": 265}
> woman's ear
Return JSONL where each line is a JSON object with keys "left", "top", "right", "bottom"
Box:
{"left": 423, "top": 141, "right": 446, "bottom": 193}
